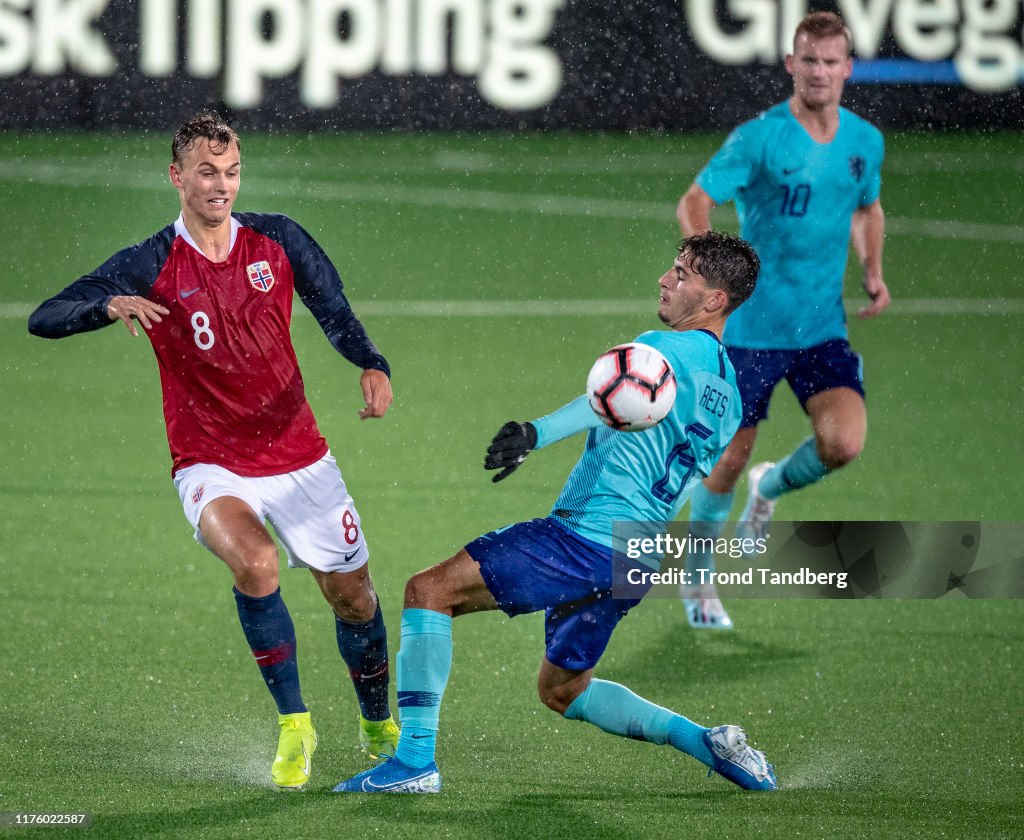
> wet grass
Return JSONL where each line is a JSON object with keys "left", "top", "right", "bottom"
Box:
{"left": 1, "top": 130, "right": 1022, "bottom": 838}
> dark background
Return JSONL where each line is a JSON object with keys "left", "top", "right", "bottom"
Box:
{"left": 2, "top": 0, "right": 1021, "bottom": 131}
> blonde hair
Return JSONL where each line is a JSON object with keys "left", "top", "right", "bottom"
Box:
{"left": 794, "top": 11, "right": 853, "bottom": 56}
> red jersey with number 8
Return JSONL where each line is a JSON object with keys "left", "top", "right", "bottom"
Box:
{"left": 146, "top": 224, "right": 327, "bottom": 476}
{"left": 29, "top": 212, "right": 390, "bottom": 479}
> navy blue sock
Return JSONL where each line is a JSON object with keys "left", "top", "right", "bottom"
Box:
{"left": 233, "top": 587, "right": 306, "bottom": 715}
{"left": 335, "top": 604, "right": 391, "bottom": 722}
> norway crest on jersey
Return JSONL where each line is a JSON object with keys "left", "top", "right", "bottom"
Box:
{"left": 247, "top": 260, "right": 275, "bottom": 293}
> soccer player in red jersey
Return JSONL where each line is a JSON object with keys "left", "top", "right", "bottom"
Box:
{"left": 29, "top": 112, "right": 398, "bottom": 789}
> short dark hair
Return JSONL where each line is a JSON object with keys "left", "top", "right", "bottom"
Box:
{"left": 172, "top": 111, "right": 239, "bottom": 164}
{"left": 677, "top": 230, "right": 759, "bottom": 315}
{"left": 794, "top": 11, "right": 853, "bottom": 56}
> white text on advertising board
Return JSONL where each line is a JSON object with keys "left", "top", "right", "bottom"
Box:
{"left": 0, "top": 0, "right": 566, "bottom": 109}
{"left": 686, "top": 0, "right": 1022, "bottom": 92}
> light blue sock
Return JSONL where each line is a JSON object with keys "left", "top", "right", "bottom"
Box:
{"left": 686, "top": 483, "right": 734, "bottom": 578}
{"left": 759, "top": 437, "right": 830, "bottom": 500}
{"left": 563, "top": 679, "right": 714, "bottom": 767}
{"left": 394, "top": 608, "right": 453, "bottom": 769}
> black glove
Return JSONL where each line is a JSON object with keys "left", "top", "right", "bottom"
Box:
{"left": 484, "top": 421, "right": 538, "bottom": 483}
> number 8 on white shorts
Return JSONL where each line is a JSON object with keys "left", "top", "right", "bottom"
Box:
{"left": 173, "top": 451, "right": 370, "bottom": 574}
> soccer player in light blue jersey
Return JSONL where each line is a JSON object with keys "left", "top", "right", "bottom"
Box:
{"left": 333, "top": 231, "right": 779, "bottom": 795}
{"left": 676, "top": 11, "right": 890, "bottom": 630}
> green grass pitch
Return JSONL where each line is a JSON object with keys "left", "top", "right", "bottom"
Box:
{"left": 0, "top": 130, "right": 1021, "bottom": 838}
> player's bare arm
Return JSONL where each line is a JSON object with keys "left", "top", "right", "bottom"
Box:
{"left": 358, "top": 368, "right": 393, "bottom": 419}
{"left": 851, "top": 199, "right": 889, "bottom": 318}
{"left": 106, "top": 295, "right": 170, "bottom": 337}
{"left": 677, "top": 183, "right": 715, "bottom": 237}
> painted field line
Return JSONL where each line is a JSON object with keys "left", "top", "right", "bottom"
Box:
{"left": 0, "top": 159, "right": 1021, "bottom": 244}
{"left": 4, "top": 298, "right": 1024, "bottom": 321}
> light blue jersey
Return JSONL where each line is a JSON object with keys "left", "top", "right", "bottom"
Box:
{"left": 697, "top": 102, "right": 883, "bottom": 350}
{"left": 531, "top": 330, "right": 741, "bottom": 556}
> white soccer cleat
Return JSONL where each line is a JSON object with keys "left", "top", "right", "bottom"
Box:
{"left": 681, "top": 584, "right": 734, "bottom": 630}
{"left": 703, "top": 725, "right": 777, "bottom": 791}
{"left": 735, "top": 461, "right": 776, "bottom": 547}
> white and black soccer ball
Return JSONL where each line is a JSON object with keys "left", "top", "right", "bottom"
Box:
{"left": 586, "top": 343, "right": 677, "bottom": 432}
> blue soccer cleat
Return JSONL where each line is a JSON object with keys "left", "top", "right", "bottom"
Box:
{"left": 703, "top": 725, "right": 778, "bottom": 791}
{"left": 332, "top": 756, "right": 441, "bottom": 794}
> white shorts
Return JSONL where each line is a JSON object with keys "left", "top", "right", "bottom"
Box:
{"left": 172, "top": 452, "right": 369, "bottom": 574}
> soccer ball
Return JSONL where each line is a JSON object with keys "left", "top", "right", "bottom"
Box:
{"left": 586, "top": 343, "right": 677, "bottom": 431}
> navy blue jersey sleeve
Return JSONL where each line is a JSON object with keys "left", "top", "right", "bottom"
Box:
{"left": 28, "top": 225, "right": 175, "bottom": 339}
{"left": 238, "top": 212, "right": 390, "bottom": 378}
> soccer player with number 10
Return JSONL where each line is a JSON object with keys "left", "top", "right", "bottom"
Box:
{"left": 677, "top": 11, "right": 890, "bottom": 630}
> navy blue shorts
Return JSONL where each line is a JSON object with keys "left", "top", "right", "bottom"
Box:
{"left": 727, "top": 339, "right": 865, "bottom": 429}
{"left": 465, "top": 518, "right": 649, "bottom": 672}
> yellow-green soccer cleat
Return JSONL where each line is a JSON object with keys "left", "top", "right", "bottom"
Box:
{"left": 358, "top": 715, "right": 400, "bottom": 760}
{"left": 272, "top": 711, "right": 318, "bottom": 790}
